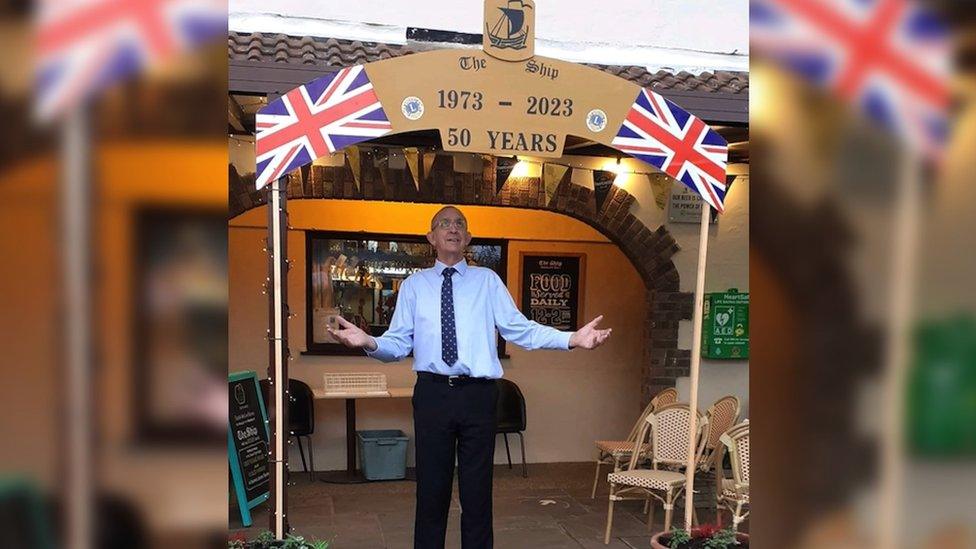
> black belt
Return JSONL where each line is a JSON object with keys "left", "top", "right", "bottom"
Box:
{"left": 417, "top": 372, "right": 495, "bottom": 387}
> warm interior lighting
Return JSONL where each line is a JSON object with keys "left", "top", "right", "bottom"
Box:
{"left": 750, "top": 63, "right": 781, "bottom": 129}
{"left": 510, "top": 160, "right": 533, "bottom": 178}
{"left": 598, "top": 158, "right": 626, "bottom": 186}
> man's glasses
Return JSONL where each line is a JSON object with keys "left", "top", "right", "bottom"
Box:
{"left": 434, "top": 219, "right": 467, "bottom": 230}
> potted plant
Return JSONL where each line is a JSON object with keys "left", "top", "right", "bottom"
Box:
{"left": 650, "top": 525, "right": 749, "bottom": 549}
{"left": 228, "top": 530, "right": 332, "bottom": 549}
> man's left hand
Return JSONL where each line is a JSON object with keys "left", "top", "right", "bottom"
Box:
{"left": 569, "top": 315, "right": 612, "bottom": 350}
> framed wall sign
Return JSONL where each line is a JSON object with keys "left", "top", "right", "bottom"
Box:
{"left": 519, "top": 253, "right": 585, "bottom": 331}
{"left": 702, "top": 289, "right": 749, "bottom": 359}
{"left": 668, "top": 183, "right": 719, "bottom": 224}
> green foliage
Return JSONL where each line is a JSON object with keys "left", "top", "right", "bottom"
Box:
{"left": 703, "top": 528, "right": 739, "bottom": 549}
{"left": 666, "top": 526, "right": 740, "bottom": 549}
{"left": 227, "top": 530, "right": 331, "bottom": 549}
{"left": 668, "top": 528, "right": 692, "bottom": 549}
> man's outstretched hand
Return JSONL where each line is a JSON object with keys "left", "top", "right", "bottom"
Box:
{"left": 569, "top": 315, "right": 612, "bottom": 350}
{"left": 327, "top": 316, "right": 378, "bottom": 351}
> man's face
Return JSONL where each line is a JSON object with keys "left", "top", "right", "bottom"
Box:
{"left": 426, "top": 207, "right": 472, "bottom": 255}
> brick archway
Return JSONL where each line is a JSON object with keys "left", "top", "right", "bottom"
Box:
{"left": 230, "top": 153, "right": 693, "bottom": 404}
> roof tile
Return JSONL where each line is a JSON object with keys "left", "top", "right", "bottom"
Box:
{"left": 229, "top": 32, "right": 747, "bottom": 95}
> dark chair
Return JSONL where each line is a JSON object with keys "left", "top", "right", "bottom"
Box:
{"left": 495, "top": 378, "right": 528, "bottom": 478}
{"left": 260, "top": 378, "right": 316, "bottom": 480}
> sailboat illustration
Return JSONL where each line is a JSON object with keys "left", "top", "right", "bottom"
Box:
{"left": 487, "top": 0, "right": 531, "bottom": 50}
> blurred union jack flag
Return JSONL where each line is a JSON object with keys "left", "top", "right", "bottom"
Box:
{"left": 255, "top": 65, "right": 392, "bottom": 190}
{"left": 35, "top": 0, "right": 226, "bottom": 121}
{"left": 752, "top": 0, "right": 951, "bottom": 158}
{"left": 612, "top": 88, "right": 729, "bottom": 213}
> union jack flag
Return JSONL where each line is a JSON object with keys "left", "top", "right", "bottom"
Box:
{"left": 35, "top": 0, "right": 226, "bottom": 122}
{"left": 612, "top": 88, "right": 729, "bottom": 213}
{"left": 751, "top": 0, "right": 951, "bottom": 158}
{"left": 255, "top": 65, "right": 393, "bottom": 190}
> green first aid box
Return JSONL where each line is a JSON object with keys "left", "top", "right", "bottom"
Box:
{"left": 702, "top": 289, "right": 749, "bottom": 359}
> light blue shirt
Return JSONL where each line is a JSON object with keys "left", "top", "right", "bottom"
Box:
{"left": 366, "top": 259, "right": 573, "bottom": 378}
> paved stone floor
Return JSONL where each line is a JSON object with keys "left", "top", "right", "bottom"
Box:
{"left": 230, "top": 462, "right": 746, "bottom": 548}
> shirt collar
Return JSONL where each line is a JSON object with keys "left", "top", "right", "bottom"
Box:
{"left": 434, "top": 258, "right": 468, "bottom": 276}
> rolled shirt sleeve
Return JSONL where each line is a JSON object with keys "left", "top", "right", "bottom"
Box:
{"left": 489, "top": 272, "right": 572, "bottom": 351}
{"left": 365, "top": 277, "right": 416, "bottom": 362}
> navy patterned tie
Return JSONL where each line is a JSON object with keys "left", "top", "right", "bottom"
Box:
{"left": 441, "top": 267, "right": 458, "bottom": 367}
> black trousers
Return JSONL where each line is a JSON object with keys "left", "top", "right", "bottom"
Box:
{"left": 413, "top": 374, "right": 498, "bottom": 549}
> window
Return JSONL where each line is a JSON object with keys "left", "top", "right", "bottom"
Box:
{"left": 134, "top": 208, "right": 227, "bottom": 445}
{"left": 305, "top": 231, "right": 508, "bottom": 356}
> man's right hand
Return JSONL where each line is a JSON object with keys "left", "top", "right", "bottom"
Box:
{"left": 327, "top": 316, "right": 377, "bottom": 351}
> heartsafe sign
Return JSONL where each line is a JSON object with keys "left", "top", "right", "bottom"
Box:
{"left": 702, "top": 289, "right": 749, "bottom": 359}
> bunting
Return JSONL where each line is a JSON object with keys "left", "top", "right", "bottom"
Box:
{"left": 542, "top": 163, "right": 569, "bottom": 206}
{"left": 495, "top": 157, "right": 518, "bottom": 194}
{"left": 650, "top": 173, "right": 670, "bottom": 210}
{"left": 422, "top": 151, "right": 436, "bottom": 182}
{"left": 592, "top": 170, "right": 616, "bottom": 213}
{"left": 345, "top": 146, "right": 361, "bottom": 189}
{"left": 404, "top": 147, "right": 421, "bottom": 190}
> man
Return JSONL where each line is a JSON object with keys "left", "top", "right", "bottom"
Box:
{"left": 328, "top": 206, "right": 611, "bottom": 549}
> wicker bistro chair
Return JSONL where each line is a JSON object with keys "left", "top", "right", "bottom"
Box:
{"left": 591, "top": 388, "right": 678, "bottom": 498}
{"left": 603, "top": 404, "right": 708, "bottom": 544}
{"left": 699, "top": 396, "right": 741, "bottom": 473}
{"left": 717, "top": 420, "right": 750, "bottom": 531}
{"left": 698, "top": 396, "right": 741, "bottom": 518}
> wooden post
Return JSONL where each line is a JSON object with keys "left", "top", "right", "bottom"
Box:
{"left": 683, "top": 203, "right": 711, "bottom": 530}
{"left": 878, "top": 151, "right": 921, "bottom": 548}
{"left": 267, "top": 176, "right": 290, "bottom": 538}
{"left": 62, "top": 106, "right": 93, "bottom": 549}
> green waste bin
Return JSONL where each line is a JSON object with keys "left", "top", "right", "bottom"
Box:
{"left": 357, "top": 430, "right": 409, "bottom": 481}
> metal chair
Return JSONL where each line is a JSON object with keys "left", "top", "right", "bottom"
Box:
{"left": 604, "top": 403, "right": 708, "bottom": 544}
{"left": 260, "top": 378, "right": 316, "bottom": 480}
{"left": 495, "top": 378, "right": 528, "bottom": 477}
{"left": 717, "top": 420, "right": 750, "bottom": 531}
{"left": 591, "top": 387, "right": 678, "bottom": 498}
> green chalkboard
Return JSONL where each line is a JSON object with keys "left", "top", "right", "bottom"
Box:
{"left": 702, "top": 289, "right": 749, "bottom": 359}
{"left": 228, "top": 371, "right": 270, "bottom": 527}
{"left": 0, "top": 478, "right": 54, "bottom": 549}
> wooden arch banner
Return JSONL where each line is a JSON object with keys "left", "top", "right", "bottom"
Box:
{"left": 255, "top": 48, "right": 731, "bottom": 212}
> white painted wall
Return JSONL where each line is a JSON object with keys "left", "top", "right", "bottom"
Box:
{"left": 491, "top": 155, "right": 750, "bottom": 416}
{"left": 229, "top": 0, "right": 749, "bottom": 72}
{"left": 615, "top": 169, "right": 750, "bottom": 416}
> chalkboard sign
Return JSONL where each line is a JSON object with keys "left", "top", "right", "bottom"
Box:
{"left": 519, "top": 253, "right": 585, "bottom": 331}
{"left": 228, "top": 371, "right": 270, "bottom": 527}
{"left": 0, "top": 479, "right": 53, "bottom": 549}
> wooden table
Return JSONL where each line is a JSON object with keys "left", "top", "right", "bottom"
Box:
{"left": 313, "top": 387, "right": 414, "bottom": 483}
